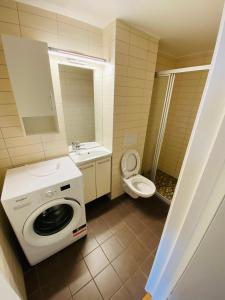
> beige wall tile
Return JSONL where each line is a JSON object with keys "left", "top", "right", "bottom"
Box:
{"left": 143, "top": 51, "right": 209, "bottom": 178}
{"left": 0, "top": 50, "right": 6, "bottom": 64}
{"left": 8, "top": 142, "right": 43, "bottom": 157}
{"left": 4, "top": 135, "right": 41, "bottom": 147}
{"left": 0, "top": 6, "right": 18, "bottom": 23}
{"left": 0, "top": 2, "right": 105, "bottom": 300}
{"left": 0, "top": 104, "right": 17, "bottom": 116}
{"left": 111, "top": 21, "right": 159, "bottom": 198}
{"left": 21, "top": 26, "right": 58, "bottom": 47}
{"left": 0, "top": 138, "right": 5, "bottom": 148}
{"left": 0, "top": 79, "right": 11, "bottom": 91}
{"left": 0, "top": 148, "right": 8, "bottom": 159}
{"left": 17, "top": 2, "right": 56, "bottom": 19}
{"left": 11, "top": 150, "right": 45, "bottom": 165}
{"left": 0, "top": 65, "right": 8, "bottom": 78}
{"left": 58, "top": 22, "right": 89, "bottom": 43}
{"left": 19, "top": 11, "right": 57, "bottom": 33}
{"left": 1, "top": 126, "right": 23, "bottom": 137}
{"left": 116, "top": 27, "right": 130, "bottom": 43}
{"left": 0, "top": 20, "right": 20, "bottom": 35}
{"left": 44, "top": 145, "right": 68, "bottom": 159}
{"left": 0, "top": 91, "right": 14, "bottom": 104}
{"left": 0, "top": 0, "right": 16, "bottom": 9}
{"left": 0, "top": 157, "right": 11, "bottom": 168}
{"left": 0, "top": 115, "right": 20, "bottom": 127}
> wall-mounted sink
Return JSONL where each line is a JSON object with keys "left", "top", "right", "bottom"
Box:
{"left": 69, "top": 146, "right": 111, "bottom": 165}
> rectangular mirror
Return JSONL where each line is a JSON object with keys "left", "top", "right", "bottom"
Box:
{"left": 59, "top": 64, "right": 97, "bottom": 147}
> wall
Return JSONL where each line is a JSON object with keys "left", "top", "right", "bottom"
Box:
{"left": 101, "top": 21, "right": 116, "bottom": 151}
{"left": 0, "top": 0, "right": 104, "bottom": 298}
{"left": 155, "top": 51, "right": 176, "bottom": 71}
{"left": 0, "top": 0, "right": 103, "bottom": 190}
{"left": 59, "top": 65, "right": 95, "bottom": 144}
{"left": 158, "top": 70, "right": 208, "bottom": 178}
{"left": 0, "top": 207, "right": 26, "bottom": 299}
{"left": 142, "top": 51, "right": 176, "bottom": 174}
{"left": 111, "top": 20, "right": 159, "bottom": 198}
{"left": 175, "top": 51, "right": 213, "bottom": 68}
{"left": 143, "top": 51, "right": 212, "bottom": 178}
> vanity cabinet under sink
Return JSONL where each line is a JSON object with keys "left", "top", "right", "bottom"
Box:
{"left": 79, "top": 157, "right": 111, "bottom": 203}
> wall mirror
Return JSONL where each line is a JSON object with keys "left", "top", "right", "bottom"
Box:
{"left": 59, "top": 64, "right": 96, "bottom": 146}
{"left": 49, "top": 50, "right": 105, "bottom": 152}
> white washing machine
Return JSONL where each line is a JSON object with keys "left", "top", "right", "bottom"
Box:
{"left": 1, "top": 156, "right": 87, "bottom": 265}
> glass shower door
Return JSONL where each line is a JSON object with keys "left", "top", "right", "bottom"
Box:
{"left": 154, "top": 70, "right": 208, "bottom": 203}
{"left": 142, "top": 75, "right": 170, "bottom": 177}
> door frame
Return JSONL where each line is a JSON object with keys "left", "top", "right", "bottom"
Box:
{"left": 146, "top": 3, "right": 225, "bottom": 299}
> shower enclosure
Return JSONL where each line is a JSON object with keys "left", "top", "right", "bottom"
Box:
{"left": 144, "top": 65, "right": 210, "bottom": 204}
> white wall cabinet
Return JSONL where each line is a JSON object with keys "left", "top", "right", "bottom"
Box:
{"left": 2, "top": 35, "right": 58, "bottom": 135}
{"left": 79, "top": 157, "right": 111, "bottom": 204}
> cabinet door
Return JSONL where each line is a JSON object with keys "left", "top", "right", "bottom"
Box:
{"left": 79, "top": 163, "right": 96, "bottom": 204}
{"left": 2, "top": 35, "right": 58, "bottom": 135}
{"left": 96, "top": 158, "right": 111, "bottom": 198}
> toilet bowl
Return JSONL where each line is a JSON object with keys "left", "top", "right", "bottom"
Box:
{"left": 121, "top": 150, "right": 156, "bottom": 199}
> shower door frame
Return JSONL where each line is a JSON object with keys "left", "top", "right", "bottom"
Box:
{"left": 151, "top": 64, "right": 211, "bottom": 205}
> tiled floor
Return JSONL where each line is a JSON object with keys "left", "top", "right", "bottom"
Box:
{"left": 24, "top": 195, "right": 168, "bottom": 300}
{"left": 155, "top": 169, "right": 177, "bottom": 201}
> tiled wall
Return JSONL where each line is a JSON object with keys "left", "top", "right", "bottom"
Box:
{"left": 59, "top": 65, "right": 95, "bottom": 144}
{"left": 111, "top": 20, "right": 159, "bottom": 199}
{"left": 155, "top": 51, "right": 176, "bottom": 71}
{"left": 158, "top": 70, "right": 209, "bottom": 178}
{"left": 0, "top": 0, "right": 104, "bottom": 298}
{"left": 0, "top": 0, "right": 103, "bottom": 189}
{"left": 102, "top": 21, "right": 116, "bottom": 151}
{"left": 175, "top": 51, "right": 213, "bottom": 68}
{"left": 143, "top": 51, "right": 212, "bottom": 178}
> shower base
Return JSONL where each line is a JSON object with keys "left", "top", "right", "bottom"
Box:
{"left": 155, "top": 169, "right": 177, "bottom": 201}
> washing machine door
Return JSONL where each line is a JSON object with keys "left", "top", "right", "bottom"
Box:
{"left": 23, "top": 197, "right": 82, "bottom": 247}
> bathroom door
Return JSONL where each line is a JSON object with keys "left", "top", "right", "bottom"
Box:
{"left": 168, "top": 196, "right": 225, "bottom": 300}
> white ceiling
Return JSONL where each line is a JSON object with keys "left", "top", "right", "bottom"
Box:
{"left": 18, "top": 0, "right": 225, "bottom": 57}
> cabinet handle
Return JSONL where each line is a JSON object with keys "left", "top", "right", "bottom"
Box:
{"left": 80, "top": 164, "right": 94, "bottom": 170}
{"left": 97, "top": 158, "right": 110, "bottom": 164}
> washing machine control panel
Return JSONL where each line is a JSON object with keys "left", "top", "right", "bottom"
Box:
{"left": 45, "top": 190, "right": 55, "bottom": 197}
{"left": 42, "top": 182, "right": 72, "bottom": 201}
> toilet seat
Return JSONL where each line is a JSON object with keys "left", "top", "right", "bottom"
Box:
{"left": 123, "top": 175, "right": 156, "bottom": 198}
{"left": 121, "top": 150, "right": 156, "bottom": 198}
{"left": 121, "top": 149, "right": 140, "bottom": 179}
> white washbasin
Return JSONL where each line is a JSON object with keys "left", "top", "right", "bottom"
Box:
{"left": 69, "top": 146, "right": 111, "bottom": 165}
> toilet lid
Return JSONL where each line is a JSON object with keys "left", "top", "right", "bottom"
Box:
{"left": 121, "top": 150, "right": 140, "bottom": 179}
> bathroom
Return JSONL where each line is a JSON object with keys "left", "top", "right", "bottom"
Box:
{"left": 0, "top": 0, "right": 225, "bottom": 299}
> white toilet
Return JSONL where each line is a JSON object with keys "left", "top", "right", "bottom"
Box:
{"left": 121, "top": 149, "right": 156, "bottom": 199}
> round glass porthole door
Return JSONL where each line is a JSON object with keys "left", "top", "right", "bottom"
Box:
{"left": 33, "top": 204, "right": 74, "bottom": 236}
{"left": 23, "top": 198, "right": 81, "bottom": 247}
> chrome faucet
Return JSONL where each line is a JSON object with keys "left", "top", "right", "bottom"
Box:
{"left": 72, "top": 141, "right": 80, "bottom": 152}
